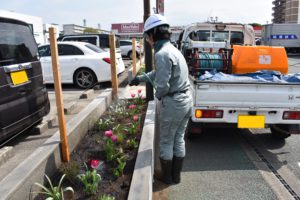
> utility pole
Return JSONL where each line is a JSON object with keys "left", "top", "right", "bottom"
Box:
{"left": 144, "top": 0, "right": 154, "bottom": 100}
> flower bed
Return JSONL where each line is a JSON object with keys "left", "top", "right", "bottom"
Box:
{"left": 34, "top": 90, "right": 147, "bottom": 200}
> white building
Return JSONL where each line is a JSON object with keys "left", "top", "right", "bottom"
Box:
{"left": 0, "top": 10, "right": 44, "bottom": 44}
{"left": 44, "top": 23, "right": 60, "bottom": 43}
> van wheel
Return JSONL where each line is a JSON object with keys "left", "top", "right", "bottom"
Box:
{"left": 74, "top": 68, "right": 97, "bottom": 89}
{"left": 270, "top": 124, "right": 291, "bottom": 139}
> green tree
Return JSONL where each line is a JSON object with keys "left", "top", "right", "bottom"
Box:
{"left": 249, "top": 23, "right": 262, "bottom": 27}
{"left": 84, "top": 27, "right": 99, "bottom": 33}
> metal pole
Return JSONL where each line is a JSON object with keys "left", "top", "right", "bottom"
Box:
{"left": 144, "top": 0, "right": 154, "bottom": 101}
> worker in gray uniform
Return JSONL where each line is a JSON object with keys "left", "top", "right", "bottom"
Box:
{"left": 130, "top": 14, "right": 192, "bottom": 185}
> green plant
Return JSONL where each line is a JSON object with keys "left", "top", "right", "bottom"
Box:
{"left": 104, "top": 139, "right": 117, "bottom": 161}
{"left": 126, "top": 138, "right": 138, "bottom": 149}
{"left": 113, "top": 156, "right": 126, "bottom": 177}
{"left": 33, "top": 174, "right": 74, "bottom": 200}
{"left": 109, "top": 102, "right": 129, "bottom": 118}
{"left": 126, "top": 122, "right": 138, "bottom": 135}
{"left": 77, "top": 163, "right": 101, "bottom": 195}
{"left": 96, "top": 118, "right": 114, "bottom": 131}
{"left": 97, "top": 194, "right": 115, "bottom": 200}
{"left": 59, "top": 160, "right": 80, "bottom": 184}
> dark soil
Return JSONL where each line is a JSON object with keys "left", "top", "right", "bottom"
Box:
{"left": 34, "top": 99, "right": 147, "bottom": 200}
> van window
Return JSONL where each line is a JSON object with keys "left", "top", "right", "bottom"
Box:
{"left": 189, "top": 30, "right": 244, "bottom": 44}
{"left": 0, "top": 22, "right": 38, "bottom": 66}
{"left": 120, "top": 41, "right": 132, "bottom": 46}
{"left": 63, "top": 36, "right": 97, "bottom": 46}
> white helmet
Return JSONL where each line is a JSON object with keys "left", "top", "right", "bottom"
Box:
{"left": 144, "top": 14, "right": 169, "bottom": 33}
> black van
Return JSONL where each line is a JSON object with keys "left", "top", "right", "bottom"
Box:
{"left": 57, "top": 34, "right": 121, "bottom": 51}
{"left": 0, "top": 17, "right": 50, "bottom": 141}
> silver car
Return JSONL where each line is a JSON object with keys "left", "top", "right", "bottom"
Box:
{"left": 120, "top": 40, "right": 142, "bottom": 59}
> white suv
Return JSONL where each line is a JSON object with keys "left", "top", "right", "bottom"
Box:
{"left": 120, "top": 40, "right": 142, "bottom": 59}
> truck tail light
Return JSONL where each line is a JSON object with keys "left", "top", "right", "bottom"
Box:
{"left": 195, "top": 109, "right": 223, "bottom": 118}
{"left": 283, "top": 111, "right": 300, "bottom": 120}
{"left": 103, "top": 57, "right": 111, "bottom": 64}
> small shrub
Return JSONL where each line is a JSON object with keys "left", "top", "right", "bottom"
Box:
{"left": 59, "top": 160, "right": 80, "bottom": 184}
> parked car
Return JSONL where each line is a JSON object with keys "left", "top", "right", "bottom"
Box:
{"left": 119, "top": 40, "right": 142, "bottom": 59}
{"left": 38, "top": 42, "right": 125, "bottom": 89}
{"left": 57, "top": 34, "right": 121, "bottom": 52}
{"left": 0, "top": 17, "right": 50, "bottom": 142}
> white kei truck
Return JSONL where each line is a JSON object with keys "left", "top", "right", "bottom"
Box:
{"left": 177, "top": 23, "right": 300, "bottom": 139}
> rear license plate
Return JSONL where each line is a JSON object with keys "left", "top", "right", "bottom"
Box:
{"left": 10, "top": 70, "right": 29, "bottom": 85}
{"left": 238, "top": 115, "right": 265, "bottom": 128}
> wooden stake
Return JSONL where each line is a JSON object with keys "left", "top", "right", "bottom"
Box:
{"left": 109, "top": 34, "right": 118, "bottom": 98}
{"left": 132, "top": 38, "right": 137, "bottom": 76}
{"left": 49, "top": 27, "right": 70, "bottom": 162}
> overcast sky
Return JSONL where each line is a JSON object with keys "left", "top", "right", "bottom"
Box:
{"left": 1, "top": 0, "right": 273, "bottom": 30}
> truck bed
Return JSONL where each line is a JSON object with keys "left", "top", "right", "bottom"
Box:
{"left": 192, "top": 79, "right": 300, "bottom": 109}
{"left": 190, "top": 75, "right": 300, "bottom": 125}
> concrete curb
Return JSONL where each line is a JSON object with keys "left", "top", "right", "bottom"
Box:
{"left": 0, "top": 147, "right": 14, "bottom": 167}
{"left": 80, "top": 89, "right": 94, "bottom": 99}
{"left": 128, "top": 100, "right": 156, "bottom": 200}
{"left": 0, "top": 89, "right": 112, "bottom": 200}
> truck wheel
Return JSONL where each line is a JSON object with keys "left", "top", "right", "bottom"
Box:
{"left": 270, "top": 124, "right": 291, "bottom": 139}
{"left": 185, "top": 118, "right": 203, "bottom": 139}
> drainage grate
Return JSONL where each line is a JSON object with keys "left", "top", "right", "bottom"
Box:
{"left": 244, "top": 136, "right": 300, "bottom": 200}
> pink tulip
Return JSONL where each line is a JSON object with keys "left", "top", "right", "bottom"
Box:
{"left": 141, "top": 95, "right": 145, "bottom": 99}
{"left": 105, "top": 130, "right": 113, "bottom": 137}
{"left": 129, "top": 104, "right": 137, "bottom": 109}
{"left": 111, "top": 135, "right": 118, "bottom": 142}
{"left": 131, "top": 93, "right": 136, "bottom": 98}
{"left": 133, "top": 115, "right": 139, "bottom": 122}
{"left": 138, "top": 89, "right": 142, "bottom": 94}
{"left": 90, "top": 159, "right": 100, "bottom": 169}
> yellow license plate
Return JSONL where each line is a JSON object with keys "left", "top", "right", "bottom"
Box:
{"left": 238, "top": 115, "right": 265, "bottom": 128}
{"left": 11, "top": 70, "right": 29, "bottom": 85}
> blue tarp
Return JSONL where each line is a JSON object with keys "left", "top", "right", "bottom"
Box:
{"left": 198, "top": 70, "right": 300, "bottom": 83}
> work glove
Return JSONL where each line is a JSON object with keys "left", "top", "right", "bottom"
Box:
{"left": 129, "top": 76, "right": 140, "bottom": 86}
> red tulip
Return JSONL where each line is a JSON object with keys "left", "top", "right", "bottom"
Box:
{"left": 138, "top": 89, "right": 142, "bottom": 93}
{"left": 90, "top": 159, "right": 100, "bottom": 169}
{"left": 129, "top": 104, "right": 137, "bottom": 109}
{"left": 111, "top": 135, "right": 118, "bottom": 142}
{"left": 133, "top": 115, "right": 139, "bottom": 121}
{"left": 131, "top": 93, "right": 136, "bottom": 98}
{"left": 105, "top": 130, "right": 113, "bottom": 137}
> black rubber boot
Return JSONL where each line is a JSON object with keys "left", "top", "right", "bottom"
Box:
{"left": 172, "top": 156, "right": 184, "bottom": 184}
{"left": 156, "top": 158, "right": 173, "bottom": 184}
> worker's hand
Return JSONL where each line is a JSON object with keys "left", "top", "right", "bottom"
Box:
{"left": 129, "top": 76, "right": 140, "bottom": 86}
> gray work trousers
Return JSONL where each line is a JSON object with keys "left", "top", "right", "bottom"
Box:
{"left": 159, "top": 91, "right": 192, "bottom": 160}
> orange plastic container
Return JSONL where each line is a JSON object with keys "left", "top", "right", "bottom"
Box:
{"left": 232, "top": 45, "right": 288, "bottom": 74}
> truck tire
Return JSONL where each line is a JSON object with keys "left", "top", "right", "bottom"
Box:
{"left": 270, "top": 124, "right": 291, "bottom": 139}
{"left": 185, "top": 118, "right": 203, "bottom": 139}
